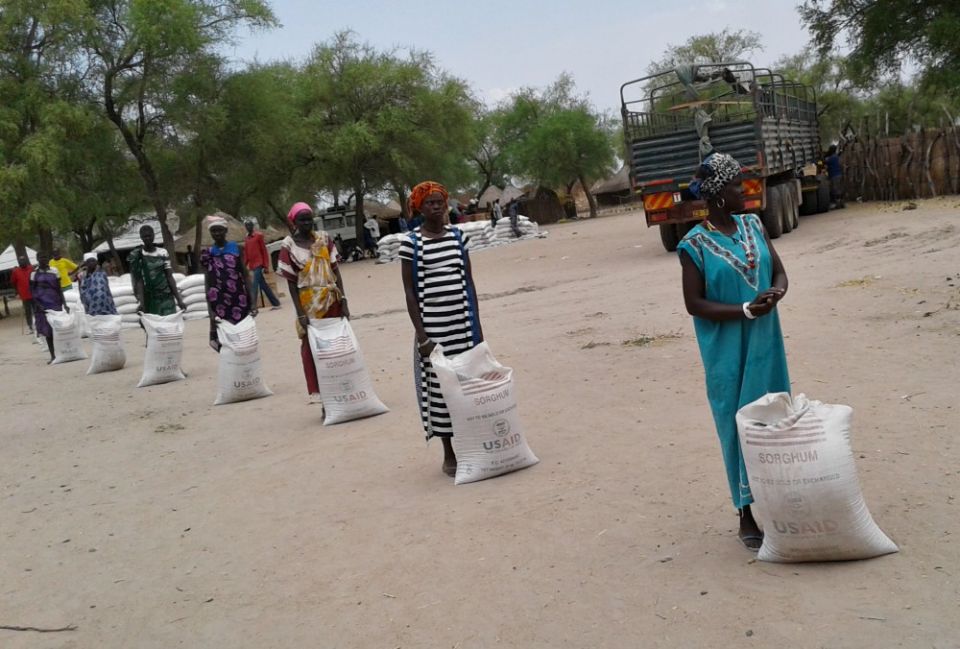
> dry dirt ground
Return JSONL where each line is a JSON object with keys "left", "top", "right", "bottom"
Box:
{"left": 2, "top": 199, "right": 958, "bottom": 649}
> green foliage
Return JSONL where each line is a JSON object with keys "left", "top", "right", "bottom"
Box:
{"left": 499, "top": 75, "right": 615, "bottom": 217}
{"left": 800, "top": 0, "right": 960, "bottom": 98}
{"left": 299, "top": 32, "right": 476, "bottom": 231}
{"left": 647, "top": 29, "right": 764, "bottom": 76}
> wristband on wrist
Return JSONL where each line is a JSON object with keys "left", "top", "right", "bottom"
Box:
{"left": 742, "top": 302, "right": 757, "bottom": 320}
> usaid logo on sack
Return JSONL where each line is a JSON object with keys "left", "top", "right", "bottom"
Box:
{"left": 493, "top": 419, "right": 510, "bottom": 437}
{"left": 333, "top": 379, "right": 367, "bottom": 403}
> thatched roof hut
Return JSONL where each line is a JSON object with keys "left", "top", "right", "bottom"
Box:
{"left": 591, "top": 164, "right": 635, "bottom": 206}
{"left": 478, "top": 185, "right": 503, "bottom": 208}
{"left": 174, "top": 212, "right": 285, "bottom": 252}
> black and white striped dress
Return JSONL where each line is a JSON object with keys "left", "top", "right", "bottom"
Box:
{"left": 399, "top": 226, "right": 478, "bottom": 440}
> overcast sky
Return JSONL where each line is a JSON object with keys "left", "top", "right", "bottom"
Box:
{"left": 225, "top": 0, "right": 812, "bottom": 114}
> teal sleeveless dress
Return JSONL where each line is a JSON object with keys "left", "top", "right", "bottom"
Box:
{"left": 677, "top": 214, "right": 790, "bottom": 509}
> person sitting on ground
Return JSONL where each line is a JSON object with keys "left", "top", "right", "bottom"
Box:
{"left": 50, "top": 248, "right": 78, "bottom": 291}
{"left": 10, "top": 255, "right": 34, "bottom": 334}
{"left": 29, "top": 251, "right": 67, "bottom": 363}
{"left": 678, "top": 151, "right": 790, "bottom": 551}
{"left": 277, "top": 202, "right": 350, "bottom": 404}
{"left": 128, "top": 225, "right": 186, "bottom": 316}
{"left": 78, "top": 253, "right": 118, "bottom": 316}
{"left": 399, "top": 181, "right": 486, "bottom": 478}
{"left": 203, "top": 215, "right": 256, "bottom": 352}
{"left": 243, "top": 220, "right": 282, "bottom": 310}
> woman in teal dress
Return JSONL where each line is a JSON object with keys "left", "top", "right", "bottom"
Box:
{"left": 677, "top": 152, "right": 790, "bottom": 551}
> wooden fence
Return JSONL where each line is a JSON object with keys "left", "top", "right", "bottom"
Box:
{"left": 842, "top": 126, "right": 960, "bottom": 201}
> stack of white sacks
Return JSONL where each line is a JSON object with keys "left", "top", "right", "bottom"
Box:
{"left": 492, "top": 215, "right": 540, "bottom": 241}
{"left": 457, "top": 221, "right": 495, "bottom": 250}
{"left": 177, "top": 274, "right": 209, "bottom": 321}
{"left": 61, "top": 288, "right": 89, "bottom": 337}
{"left": 375, "top": 233, "right": 405, "bottom": 263}
{"left": 109, "top": 274, "right": 141, "bottom": 329}
{"left": 376, "top": 215, "right": 545, "bottom": 263}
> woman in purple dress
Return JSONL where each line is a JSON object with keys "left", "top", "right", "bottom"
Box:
{"left": 30, "top": 251, "right": 68, "bottom": 362}
{"left": 201, "top": 215, "right": 256, "bottom": 352}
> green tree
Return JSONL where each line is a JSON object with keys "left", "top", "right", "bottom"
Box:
{"left": 800, "top": 0, "right": 960, "bottom": 97}
{"left": 500, "top": 75, "right": 615, "bottom": 218}
{"left": 0, "top": 0, "right": 88, "bottom": 255}
{"left": 647, "top": 29, "right": 764, "bottom": 76}
{"left": 301, "top": 32, "right": 476, "bottom": 235}
{"left": 470, "top": 107, "right": 511, "bottom": 201}
{"left": 82, "top": 0, "right": 276, "bottom": 263}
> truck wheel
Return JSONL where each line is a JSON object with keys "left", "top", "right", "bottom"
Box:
{"left": 762, "top": 185, "right": 784, "bottom": 239}
{"left": 816, "top": 177, "right": 831, "bottom": 213}
{"left": 792, "top": 181, "right": 801, "bottom": 229}
{"left": 778, "top": 185, "right": 794, "bottom": 234}
{"left": 800, "top": 187, "right": 818, "bottom": 215}
{"left": 659, "top": 223, "right": 681, "bottom": 252}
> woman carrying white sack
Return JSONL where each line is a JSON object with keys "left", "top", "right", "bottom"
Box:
{"left": 201, "top": 214, "right": 255, "bottom": 352}
{"left": 400, "top": 181, "right": 485, "bottom": 477}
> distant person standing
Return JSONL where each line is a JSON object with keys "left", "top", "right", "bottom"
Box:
{"left": 185, "top": 245, "right": 198, "bottom": 274}
{"left": 78, "top": 253, "right": 118, "bottom": 316}
{"left": 30, "top": 252, "right": 67, "bottom": 362}
{"left": 508, "top": 199, "right": 522, "bottom": 238}
{"left": 825, "top": 144, "right": 844, "bottom": 208}
{"left": 10, "top": 255, "right": 34, "bottom": 333}
{"left": 50, "top": 248, "right": 78, "bottom": 291}
{"left": 243, "top": 220, "right": 281, "bottom": 310}
{"left": 363, "top": 214, "right": 381, "bottom": 257}
{"left": 491, "top": 198, "right": 502, "bottom": 226}
{"left": 204, "top": 215, "right": 255, "bottom": 352}
{"left": 128, "top": 225, "right": 185, "bottom": 316}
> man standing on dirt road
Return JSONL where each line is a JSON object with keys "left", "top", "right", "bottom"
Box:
{"left": 10, "top": 255, "right": 34, "bottom": 333}
{"left": 244, "top": 220, "right": 282, "bottom": 310}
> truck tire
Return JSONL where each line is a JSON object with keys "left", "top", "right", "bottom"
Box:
{"left": 816, "top": 177, "right": 831, "bottom": 213}
{"left": 778, "top": 185, "right": 794, "bottom": 234}
{"left": 762, "top": 185, "right": 784, "bottom": 239}
{"left": 790, "top": 180, "right": 800, "bottom": 230}
{"left": 800, "top": 187, "right": 818, "bottom": 215}
{"left": 659, "top": 223, "right": 681, "bottom": 252}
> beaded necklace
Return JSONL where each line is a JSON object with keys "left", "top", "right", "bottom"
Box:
{"left": 703, "top": 217, "right": 757, "bottom": 269}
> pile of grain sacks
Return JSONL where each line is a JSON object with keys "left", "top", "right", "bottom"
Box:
{"left": 109, "top": 275, "right": 141, "bottom": 329}
{"left": 177, "top": 274, "right": 209, "bottom": 320}
{"left": 376, "top": 215, "right": 546, "bottom": 264}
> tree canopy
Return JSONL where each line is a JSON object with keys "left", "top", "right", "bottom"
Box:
{"left": 800, "top": 0, "right": 960, "bottom": 96}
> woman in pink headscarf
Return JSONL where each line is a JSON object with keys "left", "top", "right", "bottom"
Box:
{"left": 277, "top": 202, "right": 350, "bottom": 402}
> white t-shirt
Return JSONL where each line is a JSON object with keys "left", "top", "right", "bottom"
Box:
{"left": 364, "top": 218, "right": 380, "bottom": 239}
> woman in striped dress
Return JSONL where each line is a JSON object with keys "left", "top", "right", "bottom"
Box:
{"left": 400, "top": 181, "right": 484, "bottom": 476}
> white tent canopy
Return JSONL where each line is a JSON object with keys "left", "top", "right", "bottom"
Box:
{"left": 0, "top": 244, "right": 38, "bottom": 272}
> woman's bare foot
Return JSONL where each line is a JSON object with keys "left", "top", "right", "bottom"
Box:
{"left": 441, "top": 437, "right": 457, "bottom": 477}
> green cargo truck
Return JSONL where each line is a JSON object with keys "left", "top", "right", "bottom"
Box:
{"left": 620, "top": 62, "right": 832, "bottom": 252}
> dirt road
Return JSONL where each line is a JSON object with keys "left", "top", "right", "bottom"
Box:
{"left": 2, "top": 199, "right": 958, "bottom": 648}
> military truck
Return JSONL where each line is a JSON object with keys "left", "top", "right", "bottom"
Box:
{"left": 620, "top": 62, "right": 832, "bottom": 251}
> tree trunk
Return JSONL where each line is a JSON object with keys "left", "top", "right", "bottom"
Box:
{"left": 104, "top": 232, "right": 123, "bottom": 273}
{"left": 578, "top": 173, "right": 599, "bottom": 218}
{"left": 193, "top": 208, "right": 204, "bottom": 274}
{"left": 353, "top": 181, "right": 365, "bottom": 243}
{"left": 13, "top": 237, "right": 28, "bottom": 262}
{"left": 104, "top": 69, "right": 178, "bottom": 265}
{"left": 37, "top": 225, "right": 53, "bottom": 255}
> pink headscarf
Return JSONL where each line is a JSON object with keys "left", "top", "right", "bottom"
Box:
{"left": 287, "top": 202, "right": 313, "bottom": 227}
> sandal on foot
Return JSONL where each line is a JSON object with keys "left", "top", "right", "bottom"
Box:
{"left": 739, "top": 531, "right": 763, "bottom": 551}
